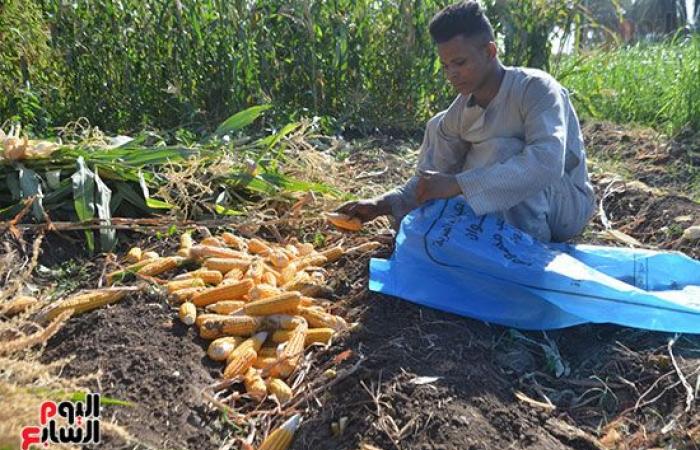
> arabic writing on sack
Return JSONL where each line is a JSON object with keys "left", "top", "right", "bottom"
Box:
{"left": 430, "top": 200, "right": 533, "bottom": 267}
{"left": 21, "top": 393, "right": 101, "bottom": 449}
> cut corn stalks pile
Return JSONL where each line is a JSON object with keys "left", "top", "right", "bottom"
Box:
{"left": 0, "top": 124, "right": 60, "bottom": 161}
{"left": 94, "top": 229, "right": 379, "bottom": 448}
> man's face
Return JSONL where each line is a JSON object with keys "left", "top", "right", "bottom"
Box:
{"left": 437, "top": 34, "right": 494, "bottom": 97}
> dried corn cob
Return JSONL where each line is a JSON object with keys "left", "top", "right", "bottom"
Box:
{"left": 249, "top": 284, "right": 283, "bottom": 300}
{"left": 173, "top": 269, "right": 223, "bottom": 285}
{"left": 297, "top": 254, "right": 328, "bottom": 270}
{"left": 180, "top": 232, "right": 193, "bottom": 249}
{"left": 178, "top": 302, "right": 197, "bottom": 325}
{"left": 42, "top": 287, "right": 134, "bottom": 321}
{"left": 125, "top": 247, "right": 142, "bottom": 263}
{"left": 167, "top": 278, "right": 205, "bottom": 294}
{"left": 270, "top": 320, "right": 307, "bottom": 378}
{"left": 141, "top": 251, "right": 159, "bottom": 260}
{"left": 247, "top": 238, "right": 271, "bottom": 255}
{"left": 223, "top": 331, "right": 267, "bottom": 378}
{"left": 201, "top": 236, "right": 225, "bottom": 247}
{"left": 191, "top": 279, "right": 254, "bottom": 307}
{"left": 262, "top": 314, "right": 306, "bottom": 331}
{"left": 169, "top": 287, "right": 205, "bottom": 304}
{"left": 207, "top": 336, "right": 243, "bottom": 361}
{"left": 1, "top": 296, "right": 39, "bottom": 317}
{"left": 281, "top": 272, "right": 311, "bottom": 290}
{"left": 267, "top": 378, "right": 293, "bottom": 403}
{"left": 295, "top": 243, "right": 315, "bottom": 257}
{"left": 242, "top": 292, "right": 302, "bottom": 316}
{"left": 224, "top": 268, "right": 244, "bottom": 281}
{"left": 324, "top": 212, "right": 362, "bottom": 231}
{"left": 261, "top": 271, "right": 278, "bottom": 287}
{"left": 137, "top": 256, "right": 183, "bottom": 277}
{"left": 269, "top": 250, "right": 290, "bottom": 269}
{"left": 284, "top": 244, "right": 300, "bottom": 258}
{"left": 246, "top": 258, "right": 265, "bottom": 283}
{"left": 258, "top": 346, "right": 280, "bottom": 358}
{"left": 258, "top": 414, "right": 301, "bottom": 450}
{"left": 205, "top": 300, "right": 246, "bottom": 314}
{"left": 203, "top": 257, "right": 252, "bottom": 273}
{"left": 195, "top": 313, "right": 230, "bottom": 328}
{"left": 272, "top": 327, "right": 333, "bottom": 346}
{"left": 189, "top": 245, "right": 250, "bottom": 261}
{"left": 299, "top": 307, "right": 348, "bottom": 331}
{"left": 244, "top": 368, "right": 267, "bottom": 401}
{"left": 320, "top": 246, "right": 344, "bottom": 263}
{"left": 199, "top": 315, "right": 260, "bottom": 339}
{"left": 221, "top": 232, "right": 244, "bottom": 249}
{"left": 253, "top": 356, "right": 278, "bottom": 370}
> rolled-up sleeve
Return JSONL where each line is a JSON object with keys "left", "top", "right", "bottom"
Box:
{"left": 455, "top": 77, "right": 568, "bottom": 216}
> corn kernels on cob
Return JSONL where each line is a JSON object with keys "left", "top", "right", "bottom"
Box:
{"left": 201, "top": 236, "right": 225, "bottom": 247}
{"left": 1, "top": 295, "right": 39, "bottom": 317}
{"left": 271, "top": 327, "right": 333, "bottom": 346}
{"left": 178, "top": 302, "right": 197, "bottom": 325}
{"left": 43, "top": 288, "right": 132, "bottom": 321}
{"left": 249, "top": 284, "right": 282, "bottom": 300}
{"left": 191, "top": 279, "right": 254, "bottom": 307}
{"left": 224, "top": 268, "right": 244, "bottom": 281}
{"left": 269, "top": 250, "right": 290, "bottom": 269}
{"left": 262, "top": 314, "right": 306, "bottom": 330}
{"left": 299, "top": 307, "right": 348, "bottom": 331}
{"left": 189, "top": 245, "right": 250, "bottom": 261}
{"left": 137, "top": 256, "right": 182, "bottom": 277}
{"left": 258, "top": 414, "right": 301, "bottom": 450}
{"left": 253, "top": 355, "right": 278, "bottom": 370}
{"left": 221, "top": 232, "right": 244, "bottom": 249}
{"left": 295, "top": 242, "right": 315, "bottom": 257}
{"left": 247, "top": 238, "right": 271, "bottom": 255}
{"left": 167, "top": 278, "right": 205, "bottom": 293}
{"left": 270, "top": 320, "right": 307, "bottom": 378}
{"left": 207, "top": 336, "right": 243, "bottom": 361}
{"left": 246, "top": 258, "right": 265, "bottom": 282}
{"left": 195, "top": 313, "right": 230, "bottom": 328}
{"left": 267, "top": 378, "right": 293, "bottom": 403}
{"left": 258, "top": 346, "right": 280, "bottom": 358}
{"left": 205, "top": 300, "right": 246, "bottom": 314}
{"left": 141, "top": 251, "right": 159, "bottom": 260}
{"left": 242, "top": 292, "right": 302, "bottom": 316}
{"left": 244, "top": 368, "right": 267, "bottom": 401}
{"left": 223, "top": 331, "right": 267, "bottom": 378}
{"left": 199, "top": 315, "right": 260, "bottom": 339}
{"left": 180, "top": 232, "right": 193, "bottom": 249}
{"left": 261, "top": 272, "right": 278, "bottom": 287}
{"left": 174, "top": 269, "right": 223, "bottom": 285}
{"left": 320, "top": 246, "right": 344, "bottom": 263}
{"left": 169, "top": 287, "right": 205, "bottom": 304}
{"left": 204, "top": 257, "right": 252, "bottom": 273}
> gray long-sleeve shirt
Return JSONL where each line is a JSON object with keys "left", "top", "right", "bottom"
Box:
{"left": 382, "top": 66, "right": 595, "bottom": 240}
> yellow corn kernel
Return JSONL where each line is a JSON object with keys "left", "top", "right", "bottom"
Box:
{"left": 299, "top": 307, "right": 348, "bottom": 331}
{"left": 167, "top": 278, "right": 205, "bottom": 294}
{"left": 207, "top": 336, "right": 243, "bottom": 361}
{"left": 191, "top": 279, "right": 254, "bottom": 307}
{"left": 244, "top": 368, "right": 267, "bottom": 401}
{"left": 247, "top": 238, "right": 271, "bottom": 255}
{"left": 243, "top": 292, "right": 302, "bottom": 316}
{"left": 1, "top": 295, "right": 39, "bottom": 317}
{"left": 137, "top": 256, "right": 182, "bottom": 277}
{"left": 299, "top": 296, "right": 316, "bottom": 307}
{"left": 279, "top": 263, "right": 299, "bottom": 285}
{"left": 201, "top": 236, "right": 225, "bottom": 247}
{"left": 190, "top": 270, "right": 223, "bottom": 285}
{"left": 221, "top": 232, "right": 244, "bottom": 249}
{"left": 258, "top": 414, "right": 301, "bottom": 450}
{"left": 268, "top": 250, "right": 290, "bottom": 269}
{"left": 43, "top": 288, "right": 132, "bottom": 321}
{"left": 224, "top": 268, "right": 244, "bottom": 281}
{"left": 261, "top": 272, "right": 278, "bottom": 287}
{"left": 141, "top": 251, "right": 159, "bottom": 260}
{"left": 324, "top": 212, "right": 362, "bottom": 231}
{"left": 297, "top": 254, "right": 327, "bottom": 270}
{"left": 178, "top": 302, "right": 197, "bottom": 325}
{"left": 205, "top": 300, "right": 246, "bottom": 314}
{"left": 177, "top": 248, "right": 191, "bottom": 258}
{"left": 272, "top": 327, "right": 333, "bottom": 346}
{"left": 320, "top": 246, "right": 344, "bottom": 263}
{"left": 249, "top": 284, "right": 282, "bottom": 300}
{"left": 281, "top": 272, "right": 311, "bottom": 290}
{"left": 169, "top": 287, "right": 205, "bottom": 304}
{"left": 246, "top": 258, "right": 265, "bottom": 283}
{"left": 125, "top": 247, "right": 142, "bottom": 263}
{"left": 203, "top": 257, "right": 252, "bottom": 273}
{"left": 267, "top": 378, "right": 293, "bottom": 403}
{"left": 199, "top": 315, "right": 260, "bottom": 339}
{"left": 189, "top": 245, "right": 251, "bottom": 261}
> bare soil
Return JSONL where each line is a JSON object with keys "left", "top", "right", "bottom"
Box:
{"left": 35, "top": 121, "right": 700, "bottom": 450}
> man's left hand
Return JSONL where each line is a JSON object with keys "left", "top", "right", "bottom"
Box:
{"left": 415, "top": 171, "right": 462, "bottom": 204}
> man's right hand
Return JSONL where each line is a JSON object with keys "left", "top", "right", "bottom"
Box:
{"left": 335, "top": 198, "right": 391, "bottom": 223}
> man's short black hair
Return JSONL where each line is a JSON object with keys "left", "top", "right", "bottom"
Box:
{"left": 429, "top": 1, "right": 495, "bottom": 44}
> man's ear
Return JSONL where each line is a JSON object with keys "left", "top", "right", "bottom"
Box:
{"left": 485, "top": 41, "right": 497, "bottom": 60}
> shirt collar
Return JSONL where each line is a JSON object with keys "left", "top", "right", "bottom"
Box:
{"left": 465, "top": 67, "right": 512, "bottom": 110}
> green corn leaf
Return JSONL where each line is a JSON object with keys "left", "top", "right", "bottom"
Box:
{"left": 95, "top": 168, "right": 116, "bottom": 251}
{"left": 71, "top": 157, "right": 96, "bottom": 252}
{"left": 214, "top": 104, "right": 272, "bottom": 136}
{"left": 18, "top": 165, "right": 45, "bottom": 222}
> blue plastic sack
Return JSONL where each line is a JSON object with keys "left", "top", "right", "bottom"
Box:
{"left": 369, "top": 197, "right": 700, "bottom": 332}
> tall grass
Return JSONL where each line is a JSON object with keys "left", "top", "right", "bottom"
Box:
{"left": 557, "top": 35, "right": 700, "bottom": 133}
